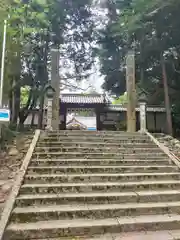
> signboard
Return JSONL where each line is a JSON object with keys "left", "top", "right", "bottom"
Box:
{"left": 88, "top": 127, "right": 96, "bottom": 131}
{"left": 0, "top": 109, "right": 10, "bottom": 122}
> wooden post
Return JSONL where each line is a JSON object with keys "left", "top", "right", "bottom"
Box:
{"left": 96, "top": 108, "right": 101, "bottom": 131}
{"left": 161, "top": 54, "right": 173, "bottom": 135}
{"left": 51, "top": 49, "right": 60, "bottom": 130}
{"left": 126, "top": 50, "right": 136, "bottom": 132}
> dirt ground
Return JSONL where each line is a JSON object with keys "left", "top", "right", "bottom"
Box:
{"left": 0, "top": 132, "right": 33, "bottom": 216}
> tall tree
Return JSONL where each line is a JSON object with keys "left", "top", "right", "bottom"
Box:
{"left": 97, "top": 0, "right": 180, "bottom": 134}
{"left": 3, "top": 0, "right": 95, "bottom": 128}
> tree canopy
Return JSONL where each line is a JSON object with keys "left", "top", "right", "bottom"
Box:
{"left": 1, "top": 0, "right": 95, "bottom": 127}
{"left": 96, "top": 0, "right": 180, "bottom": 133}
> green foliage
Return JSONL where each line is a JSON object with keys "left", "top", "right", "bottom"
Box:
{"left": 2, "top": 0, "right": 95, "bottom": 126}
{"left": 98, "top": 0, "right": 180, "bottom": 102}
{"left": 112, "top": 93, "right": 127, "bottom": 104}
{"left": 20, "top": 86, "right": 30, "bottom": 105}
{"left": 95, "top": 0, "right": 180, "bottom": 134}
{"left": 0, "top": 125, "right": 17, "bottom": 149}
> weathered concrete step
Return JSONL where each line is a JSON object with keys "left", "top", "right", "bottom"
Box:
{"left": 37, "top": 141, "right": 157, "bottom": 148}
{"left": 42, "top": 131, "right": 146, "bottom": 137}
{"left": 24, "top": 172, "right": 180, "bottom": 184}
{"left": 32, "top": 152, "right": 167, "bottom": 159}
{"left": 30, "top": 159, "right": 170, "bottom": 167}
{"left": 41, "top": 136, "right": 149, "bottom": 141}
{"left": 16, "top": 190, "right": 180, "bottom": 206}
{"left": 44, "top": 130, "right": 144, "bottom": 133}
{"left": 5, "top": 214, "right": 180, "bottom": 239}
{"left": 35, "top": 146, "right": 161, "bottom": 153}
{"left": 32, "top": 156, "right": 170, "bottom": 161}
{"left": 41, "top": 138, "right": 150, "bottom": 144}
{"left": 15, "top": 230, "right": 180, "bottom": 240}
{"left": 19, "top": 180, "right": 180, "bottom": 194}
{"left": 11, "top": 201, "right": 180, "bottom": 223}
{"left": 27, "top": 165, "right": 176, "bottom": 174}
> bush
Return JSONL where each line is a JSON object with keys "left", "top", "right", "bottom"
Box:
{"left": 0, "top": 125, "right": 17, "bottom": 149}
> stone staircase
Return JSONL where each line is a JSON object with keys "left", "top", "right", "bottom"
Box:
{"left": 3, "top": 130, "right": 180, "bottom": 239}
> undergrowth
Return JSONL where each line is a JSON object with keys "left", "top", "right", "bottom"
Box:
{"left": 0, "top": 125, "right": 17, "bottom": 150}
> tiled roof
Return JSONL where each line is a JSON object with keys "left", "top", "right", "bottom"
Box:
{"left": 60, "top": 94, "right": 107, "bottom": 104}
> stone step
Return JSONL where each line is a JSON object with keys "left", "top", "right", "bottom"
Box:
{"left": 40, "top": 136, "right": 149, "bottom": 142}
{"left": 27, "top": 165, "right": 176, "bottom": 174}
{"left": 44, "top": 130, "right": 144, "bottom": 133}
{"left": 30, "top": 159, "right": 170, "bottom": 167}
{"left": 37, "top": 141, "right": 157, "bottom": 148}
{"left": 4, "top": 129, "right": 180, "bottom": 240}
{"left": 41, "top": 138, "right": 151, "bottom": 145}
{"left": 16, "top": 190, "right": 180, "bottom": 206}
{"left": 32, "top": 156, "right": 169, "bottom": 161}
{"left": 5, "top": 214, "right": 180, "bottom": 239}
{"left": 34, "top": 146, "right": 161, "bottom": 153}
{"left": 42, "top": 131, "right": 146, "bottom": 137}
{"left": 11, "top": 201, "right": 180, "bottom": 223}
{"left": 19, "top": 180, "right": 180, "bottom": 194}
{"left": 32, "top": 152, "right": 167, "bottom": 159}
{"left": 11, "top": 230, "right": 180, "bottom": 240}
{"left": 24, "top": 172, "right": 180, "bottom": 184}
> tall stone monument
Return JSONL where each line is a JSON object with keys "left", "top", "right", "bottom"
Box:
{"left": 51, "top": 49, "right": 60, "bottom": 130}
{"left": 126, "top": 50, "right": 136, "bottom": 132}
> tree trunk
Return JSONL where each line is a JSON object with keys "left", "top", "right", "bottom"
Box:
{"left": 140, "top": 39, "right": 144, "bottom": 86}
{"left": 140, "top": 67, "right": 144, "bottom": 86}
{"left": 10, "top": 42, "right": 21, "bottom": 128}
{"left": 11, "top": 78, "right": 20, "bottom": 126}
{"left": 31, "top": 110, "right": 35, "bottom": 128}
{"left": 37, "top": 33, "right": 49, "bottom": 129}
{"left": 37, "top": 94, "right": 44, "bottom": 129}
{"left": 161, "top": 54, "right": 173, "bottom": 135}
{"left": 9, "top": 89, "right": 13, "bottom": 123}
{"left": 18, "top": 89, "right": 34, "bottom": 128}
{"left": 19, "top": 111, "right": 27, "bottom": 130}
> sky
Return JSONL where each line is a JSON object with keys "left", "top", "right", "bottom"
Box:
{"left": 61, "top": 61, "right": 105, "bottom": 94}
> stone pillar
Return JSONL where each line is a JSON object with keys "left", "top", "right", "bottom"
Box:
{"left": 46, "top": 98, "right": 53, "bottom": 130}
{"left": 126, "top": 50, "right": 136, "bottom": 132}
{"left": 139, "top": 102, "right": 147, "bottom": 132}
{"left": 51, "top": 49, "right": 60, "bottom": 130}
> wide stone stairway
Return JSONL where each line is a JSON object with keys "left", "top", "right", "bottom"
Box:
{"left": 3, "top": 130, "right": 180, "bottom": 239}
